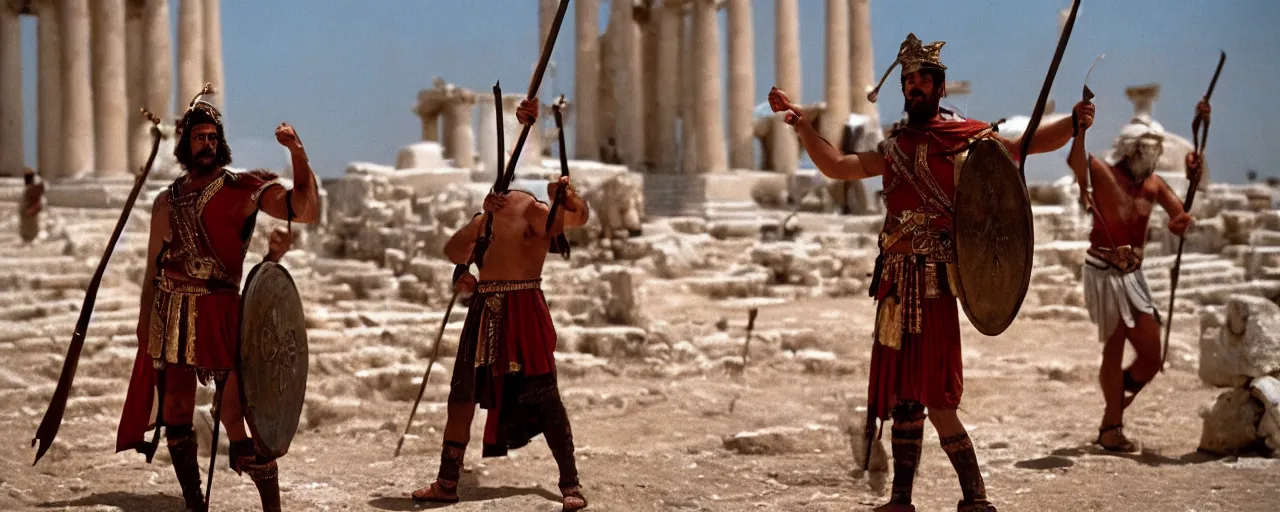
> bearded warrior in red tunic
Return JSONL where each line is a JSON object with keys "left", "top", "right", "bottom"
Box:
{"left": 771, "top": 34, "right": 1085, "bottom": 511}
{"left": 116, "top": 94, "right": 320, "bottom": 511}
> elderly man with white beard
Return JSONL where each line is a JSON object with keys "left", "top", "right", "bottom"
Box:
{"left": 1067, "top": 99, "right": 1208, "bottom": 453}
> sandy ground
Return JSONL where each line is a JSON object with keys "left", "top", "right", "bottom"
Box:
{"left": 2, "top": 292, "right": 1279, "bottom": 512}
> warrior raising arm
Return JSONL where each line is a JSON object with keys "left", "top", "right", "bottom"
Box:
{"left": 768, "top": 87, "right": 886, "bottom": 181}
{"left": 257, "top": 123, "right": 320, "bottom": 223}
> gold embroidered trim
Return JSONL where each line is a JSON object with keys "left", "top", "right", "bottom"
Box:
{"left": 475, "top": 279, "right": 542, "bottom": 294}
{"left": 874, "top": 252, "right": 954, "bottom": 349}
{"left": 163, "top": 171, "right": 233, "bottom": 283}
{"left": 475, "top": 293, "right": 505, "bottom": 369}
{"left": 148, "top": 277, "right": 207, "bottom": 368}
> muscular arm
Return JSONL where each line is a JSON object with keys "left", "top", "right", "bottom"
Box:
{"left": 137, "top": 192, "right": 170, "bottom": 342}
{"left": 260, "top": 146, "right": 321, "bottom": 223}
{"left": 793, "top": 120, "right": 885, "bottom": 180}
{"left": 1066, "top": 132, "right": 1091, "bottom": 188}
{"left": 443, "top": 213, "right": 486, "bottom": 265}
{"left": 1008, "top": 114, "right": 1076, "bottom": 158}
{"left": 535, "top": 195, "right": 590, "bottom": 238}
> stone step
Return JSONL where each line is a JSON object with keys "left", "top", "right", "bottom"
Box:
{"left": 1150, "top": 280, "right": 1280, "bottom": 306}
{"left": 1142, "top": 260, "right": 1242, "bottom": 282}
{"left": 1146, "top": 269, "right": 1246, "bottom": 292}
{"left": 1143, "top": 253, "right": 1228, "bottom": 271}
{"left": 0, "top": 256, "right": 87, "bottom": 275}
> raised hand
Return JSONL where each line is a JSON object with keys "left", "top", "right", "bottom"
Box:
{"left": 1073, "top": 100, "right": 1095, "bottom": 134}
{"left": 1195, "top": 100, "right": 1211, "bottom": 122}
{"left": 483, "top": 193, "right": 507, "bottom": 214}
{"left": 516, "top": 99, "right": 539, "bottom": 125}
{"left": 768, "top": 87, "right": 804, "bottom": 126}
{"left": 275, "top": 122, "right": 303, "bottom": 150}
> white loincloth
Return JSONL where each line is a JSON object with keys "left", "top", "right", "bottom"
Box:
{"left": 1082, "top": 252, "right": 1161, "bottom": 342}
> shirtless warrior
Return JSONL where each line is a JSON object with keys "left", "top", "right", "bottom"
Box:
{"left": 771, "top": 33, "right": 1084, "bottom": 511}
{"left": 410, "top": 99, "right": 591, "bottom": 511}
{"left": 1068, "top": 99, "right": 1204, "bottom": 452}
{"left": 117, "top": 96, "right": 320, "bottom": 512}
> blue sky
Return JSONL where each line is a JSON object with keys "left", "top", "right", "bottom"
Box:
{"left": 14, "top": 0, "right": 1278, "bottom": 183}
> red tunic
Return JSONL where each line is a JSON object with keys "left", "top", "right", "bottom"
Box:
{"left": 867, "top": 115, "right": 1003, "bottom": 423}
{"left": 117, "top": 169, "right": 281, "bottom": 454}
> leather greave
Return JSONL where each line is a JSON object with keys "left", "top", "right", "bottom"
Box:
{"left": 166, "top": 425, "right": 205, "bottom": 512}
{"left": 889, "top": 402, "right": 926, "bottom": 505}
{"left": 230, "top": 438, "right": 281, "bottom": 512}
{"left": 438, "top": 440, "right": 467, "bottom": 484}
{"left": 541, "top": 394, "right": 579, "bottom": 489}
{"left": 941, "top": 432, "right": 989, "bottom": 506}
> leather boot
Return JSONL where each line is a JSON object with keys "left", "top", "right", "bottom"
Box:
{"left": 886, "top": 402, "right": 926, "bottom": 507}
{"left": 244, "top": 458, "right": 282, "bottom": 512}
{"left": 232, "top": 438, "right": 282, "bottom": 512}
{"left": 166, "top": 425, "right": 206, "bottom": 512}
{"left": 941, "top": 432, "right": 996, "bottom": 512}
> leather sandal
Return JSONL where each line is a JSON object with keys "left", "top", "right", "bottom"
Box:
{"left": 410, "top": 480, "right": 460, "bottom": 503}
{"left": 1095, "top": 423, "right": 1137, "bottom": 453}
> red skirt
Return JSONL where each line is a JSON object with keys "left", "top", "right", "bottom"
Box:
{"left": 867, "top": 295, "right": 965, "bottom": 421}
{"left": 447, "top": 281, "right": 558, "bottom": 456}
{"left": 116, "top": 287, "right": 239, "bottom": 454}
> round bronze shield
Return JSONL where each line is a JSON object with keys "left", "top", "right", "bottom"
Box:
{"left": 237, "top": 261, "right": 309, "bottom": 459}
{"left": 952, "top": 138, "right": 1034, "bottom": 336}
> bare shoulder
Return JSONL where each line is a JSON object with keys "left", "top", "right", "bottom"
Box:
{"left": 1146, "top": 173, "right": 1174, "bottom": 197}
{"left": 152, "top": 189, "right": 171, "bottom": 211}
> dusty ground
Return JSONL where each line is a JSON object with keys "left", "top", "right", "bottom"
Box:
{"left": 2, "top": 291, "right": 1278, "bottom": 512}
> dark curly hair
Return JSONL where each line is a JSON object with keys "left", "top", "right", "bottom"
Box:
{"left": 900, "top": 65, "right": 946, "bottom": 93}
{"left": 174, "top": 103, "right": 233, "bottom": 171}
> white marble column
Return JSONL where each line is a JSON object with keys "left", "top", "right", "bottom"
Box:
{"left": 36, "top": 0, "right": 61, "bottom": 178}
{"left": 822, "top": 0, "right": 850, "bottom": 141}
{"left": 849, "top": 0, "right": 877, "bottom": 124}
{"left": 125, "top": 0, "right": 146, "bottom": 173}
{"left": 59, "top": 0, "right": 94, "bottom": 179}
{"left": 91, "top": 0, "right": 129, "bottom": 177}
{"left": 202, "top": 0, "right": 224, "bottom": 109}
{"left": 726, "top": 0, "right": 754, "bottom": 170}
{"left": 142, "top": 0, "right": 172, "bottom": 117}
{"left": 611, "top": 0, "right": 644, "bottom": 168}
{"left": 692, "top": 0, "right": 725, "bottom": 173}
{"left": 442, "top": 93, "right": 477, "bottom": 169}
{"left": 677, "top": 6, "right": 697, "bottom": 173}
{"left": 775, "top": 0, "right": 800, "bottom": 97}
{"left": 176, "top": 0, "right": 204, "bottom": 114}
{"left": 642, "top": 6, "right": 660, "bottom": 169}
{"left": 773, "top": 0, "right": 800, "bottom": 176}
{"left": 0, "top": 0, "right": 22, "bottom": 177}
{"left": 573, "top": 0, "right": 600, "bottom": 160}
{"left": 652, "top": 0, "right": 682, "bottom": 173}
{"left": 420, "top": 111, "right": 439, "bottom": 142}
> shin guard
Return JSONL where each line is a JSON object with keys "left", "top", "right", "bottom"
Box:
{"left": 888, "top": 402, "right": 926, "bottom": 505}
{"left": 941, "top": 432, "right": 992, "bottom": 509}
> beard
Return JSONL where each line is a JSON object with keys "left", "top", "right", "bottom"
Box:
{"left": 903, "top": 89, "right": 941, "bottom": 125}
{"left": 190, "top": 150, "right": 217, "bottom": 174}
{"left": 1125, "top": 149, "right": 1161, "bottom": 182}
